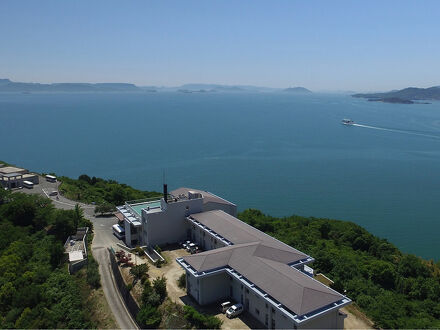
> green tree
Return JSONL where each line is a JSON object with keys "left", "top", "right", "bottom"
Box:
{"left": 129, "top": 263, "right": 149, "bottom": 283}
{"left": 136, "top": 304, "right": 161, "bottom": 329}
{"left": 94, "top": 202, "right": 116, "bottom": 216}
{"left": 177, "top": 273, "right": 186, "bottom": 289}
{"left": 152, "top": 276, "right": 167, "bottom": 303}
{"left": 73, "top": 204, "right": 83, "bottom": 230}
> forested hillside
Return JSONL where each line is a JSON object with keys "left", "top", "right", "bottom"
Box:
{"left": 0, "top": 189, "right": 94, "bottom": 328}
{"left": 238, "top": 209, "right": 440, "bottom": 329}
{"left": 59, "top": 175, "right": 161, "bottom": 206}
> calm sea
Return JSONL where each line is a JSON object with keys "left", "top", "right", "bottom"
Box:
{"left": 1, "top": 92, "right": 440, "bottom": 260}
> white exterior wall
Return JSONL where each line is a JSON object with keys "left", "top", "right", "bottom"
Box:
{"left": 124, "top": 219, "right": 132, "bottom": 246}
{"left": 189, "top": 224, "right": 228, "bottom": 251}
{"left": 203, "top": 201, "right": 237, "bottom": 217}
{"left": 143, "top": 198, "right": 203, "bottom": 247}
{"left": 298, "top": 309, "right": 344, "bottom": 329}
{"left": 244, "top": 288, "right": 269, "bottom": 327}
{"left": 186, "top": 271, "right": 200, "bottom": 301}
{"left": 185, "top": 270, "right": 345, "bottom": 329}
{"left": 199, "top": 272, "right": 230, "bottom": 305}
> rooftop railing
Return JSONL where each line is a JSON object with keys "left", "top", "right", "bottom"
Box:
{"left": 125, "top": 196, "right": 162, "bottom": 205}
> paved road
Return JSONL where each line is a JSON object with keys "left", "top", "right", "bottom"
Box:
{"left": 20, "top": 178, "right": 138, "bottom": 329}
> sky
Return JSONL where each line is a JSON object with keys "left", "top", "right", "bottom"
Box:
{"left": 0, "top": 0, "right": 439, "bottom": 92}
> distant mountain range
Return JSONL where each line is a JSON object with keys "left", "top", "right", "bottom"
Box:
{"left": 352, "top": 86, "right": 440, "bottom": 104}
{"left": 283, "top": 87, "right": 312, "bottom": 93}
{"left": 0, "top": 79, "right": 313, "bottom": 94}
{"left": 0, "top": 79, "right": 140, "bottom": 92}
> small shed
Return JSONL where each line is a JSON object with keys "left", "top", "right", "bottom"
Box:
{"left": 68, "top": 251, "right": 84, "bottom": 263}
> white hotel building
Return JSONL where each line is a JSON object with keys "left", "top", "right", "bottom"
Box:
{"left": 117, "top": 185, "right": 351, "bottom": 329}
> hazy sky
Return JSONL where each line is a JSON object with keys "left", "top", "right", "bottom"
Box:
{"left": 1, "top": 0, "right": 439, "bottom": 91}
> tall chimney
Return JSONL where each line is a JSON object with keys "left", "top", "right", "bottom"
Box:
{"left": 163, "top": 183, "right": 168, "bottom": 203}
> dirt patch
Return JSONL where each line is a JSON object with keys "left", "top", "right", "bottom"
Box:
{"left": 343, "top": 304, "right": 374, "bottom": 329}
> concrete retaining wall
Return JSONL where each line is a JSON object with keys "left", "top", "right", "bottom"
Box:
{"left": 69, "top": 258, "right": 88, "bottom": 274}
{"left": 108, "top": 248, "right": 140, "bottom": 327}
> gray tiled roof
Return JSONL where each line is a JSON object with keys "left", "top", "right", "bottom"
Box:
{"left": 190, "top": 210, "right": 306, "bottom": 259}
{"left": 183, "top": 210, "right": 345, "bottom": 316}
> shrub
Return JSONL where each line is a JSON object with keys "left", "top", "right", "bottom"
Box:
{"left": 136, "top": 304, "right": 161, "bottom": 329}
{"left": 177, "top": 273, "right": 186, "bottom": 289}
{"left": 152, "top": 276, "right": 167, "bottom": 303}
{"left": 126, "top": 283, "right": 133, "bottom": 291}
{"left": 129, "top": 263, "right": 149, "bottom": 282}
{"left": 94, "top": 202, "right": 116, "bottom": 216}
{"left": 183, "top": 305, "right": 222, "bottom": 329}
{"left": 154, "top": 259, "right": 163, "bottom": 268}
{"left": 87, "top": 258, "right": 100, "bottom": 289}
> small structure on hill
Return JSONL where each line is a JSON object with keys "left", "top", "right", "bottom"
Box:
{"left": 0, "top": 165, "right": 39, "bottom": 189}
{"left": 64, "top": 227, "right": 89, "bottom": 274}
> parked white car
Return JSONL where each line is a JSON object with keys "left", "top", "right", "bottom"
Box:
{"left": 226, "top": 303, "right": 243, "bottom": 318}
{"left": 220, "top": 301, "right": 232, "bottom": 313}
{"left": 186, "top": 243, "right": 196, "bottom": 252}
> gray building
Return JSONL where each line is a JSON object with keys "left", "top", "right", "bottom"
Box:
{"left": 116, "top": 186, "right": 236, "bottom": 247}
{"left": 118, "top": 186, "right": 350, "bottom": 328}
{"left": 0, "top": 165, "right": 39, "bottom": 189}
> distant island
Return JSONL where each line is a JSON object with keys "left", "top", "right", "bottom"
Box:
{"left": 0, "top": 78, "right": 141, "bottom": 93}
{"left": 368, "top": 97, "right": 414, "bottom": 104}
{"left": 283, "top": 87, "right": 312, "bottom": 93}
{"left": 353, "top": 86, "right": 440, "bottom": 104}
{"left": 0, "top": 78, "right": 315, "bottom": 94}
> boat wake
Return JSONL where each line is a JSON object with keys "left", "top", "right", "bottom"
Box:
{"left": 352, "top": 123, "right": 440, "bottom": 140}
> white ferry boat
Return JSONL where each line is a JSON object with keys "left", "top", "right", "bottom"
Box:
{"left": 341, "top": 119, "right": 354, "bottom": 125}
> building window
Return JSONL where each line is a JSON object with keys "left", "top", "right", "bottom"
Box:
{"left": 246, "top": 289, "right": 249, "bottom": 293}
{"left": 265, "top": 303, "right": 268, "bottom": 309}
{"left": 255, "top": 308, "right": 260, "bottom": 315}
{"left": 265, "top": 314, "right": 268, "bottom": 326}
{"left": 214, "top": 239, "right": 217, "bottom": 244}
{"left": 229, "top": 276, "right": 233, "bottom": 281}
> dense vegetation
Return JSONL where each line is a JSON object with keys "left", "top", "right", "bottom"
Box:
{"left": 0, "top": 190, "right": 95, "bottom": 328}
{"left": 239, "top": 209, "right": 440, "bottom": 328}
{"left": 128, "top": 259, "right": 221, "bottom": 329}
{"left": 59, "top": 174, "right": 161, "bottom": 207}
{"left": 137, "top": 276, "right": 168, "bottom": 328}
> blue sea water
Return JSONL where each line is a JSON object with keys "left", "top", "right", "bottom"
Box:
{"left": 1, "top": 92, "right": 440, "bottom": 260}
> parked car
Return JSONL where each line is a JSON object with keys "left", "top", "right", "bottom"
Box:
{"left": 226, "top": 303, "right": 243, "bottom": 318}
{"left": 49, "top": 191, "right": 58, "bottom": 196}
{"left": 220, "top": 301, "right": 232, "bottom": 313}
{"left": 182, "top": 240, "right": 191, "bottom": 250}
{"left": 186, "top": 242, "right": 196, "bottom": 252}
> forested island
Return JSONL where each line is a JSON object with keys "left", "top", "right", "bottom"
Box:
{"left": 353, "top": 86, "right": 440, "bottom": 104}
{"left": 368, "top": 97, "right": 415, "bottom": 104}
{"left": 283, "top": 87, "right": 312, "bottom": 93}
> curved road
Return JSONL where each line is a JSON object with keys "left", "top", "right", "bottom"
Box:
{"left": 26, "top": 179, "right": 138, "bottom": 329}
